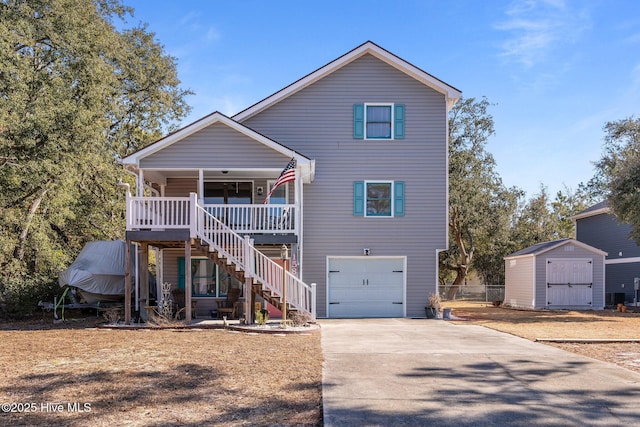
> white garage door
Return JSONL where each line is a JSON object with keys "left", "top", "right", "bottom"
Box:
{"left": 327, "top": 257, "right": 405, "bottom": 318}
{"left": 546, "top": 259, "right": 593, "bottom": 306}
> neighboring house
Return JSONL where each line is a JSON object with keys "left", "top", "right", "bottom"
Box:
{"left": 504, "top": 239, "right": 606, "bottom": 310}
{"left": 571, "top": 201, "right": 640, "bottom": 305}
{"left": 120, "top": 41, "right": 461, "bottom": 323}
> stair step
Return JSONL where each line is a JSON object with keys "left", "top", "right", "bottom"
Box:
{"left": 194, "top": 210, "right": 312, "bottom": 318}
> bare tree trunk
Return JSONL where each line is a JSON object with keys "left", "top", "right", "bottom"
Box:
{"left": 445, "top": 220, "right": 474, "bottom": 300}
{"left": 446, "top": 268, "right": 467, "bottom": 300}
{"left": 13, "top": 185, "right": 49, "bottom": 262}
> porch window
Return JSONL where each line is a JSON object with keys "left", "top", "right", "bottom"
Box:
{"left": 266, "top": 180, "right": 288, "bottom": 204}
{"left": 264, "top": 180, "right": 291, "bottom": 230}
{"left": 178, "top": 257, "right": 243, "bottom": 297}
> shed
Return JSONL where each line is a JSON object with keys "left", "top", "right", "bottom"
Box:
{"left": 504, "top": 238, "right": 607, "bottom": 310}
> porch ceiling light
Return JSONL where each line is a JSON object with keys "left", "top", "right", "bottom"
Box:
{"left": 280, "top": 244, "right": 288, "bottom": 260}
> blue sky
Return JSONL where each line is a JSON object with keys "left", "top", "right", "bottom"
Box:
{"left": 121, "top": 0, "right": 639, "bottom": 198}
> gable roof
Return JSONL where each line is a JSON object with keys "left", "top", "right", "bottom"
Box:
{"left": 505, "top": 238, "right": 607, "bottom": 259}
{"left": 121, "top": 111, "right": 315, "bottom": 182}
{"left": 569, "top": 200, "right": 610, "bottom": 221}
{"left": 233, "top": 41, "right": 462, "bottom": 122}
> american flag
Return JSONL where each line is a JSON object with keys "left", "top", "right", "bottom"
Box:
{"left": 264, "top": 158, "right": 296, "bottom": 203}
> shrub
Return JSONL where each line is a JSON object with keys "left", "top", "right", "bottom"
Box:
{"left": 427, "top": 293, "right": 441, "bottom": 311}
{"left": 289, "top": 311, "right": 313, "bottom": 327}
{"left": 255, "top": 309, "right": 269, "bottom": 326}
{"left": 0, "top": 275, "right": 59, "bottom": 319}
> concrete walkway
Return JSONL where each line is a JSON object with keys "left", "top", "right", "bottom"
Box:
{"left": 320, "top": 318, "right": 640, "bottom": 426}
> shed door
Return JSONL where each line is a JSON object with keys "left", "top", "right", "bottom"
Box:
{"left": 546, "top": 259, "right": 593, "bottom": 306}
{"left": 327, "top": 257, "right": 405, "bottom": 318}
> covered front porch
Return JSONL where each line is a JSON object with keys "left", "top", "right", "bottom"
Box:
{"left": 119, "top": 112, "right": 316, "bottom": 325}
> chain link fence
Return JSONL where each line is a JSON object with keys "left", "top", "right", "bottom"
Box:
{"left": 485, "top": 285, "right": 505, "bottom": 303}
{"left": 440, "top": 283, "right": 505, "bottom": 303}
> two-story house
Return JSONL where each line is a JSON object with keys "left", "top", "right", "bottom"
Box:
{"left": 120, "top": 41, "right": 461, "bottom": 323}
{"left": 572, "top": 201, "right": 640, "bottom": 306}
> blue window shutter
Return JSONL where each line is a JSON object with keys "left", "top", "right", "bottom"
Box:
{"left": 353, "top": 104, "right": 364, "bottom": 139}
{"left": 394, "top": 104, "right": 405, "bottom": 139}
{"left": 394, "top": 181, "right": 405, "bottom": 217}
{"left": 178, "top": 257, "right": 185, "bottom": 290}
{"left": 354, "top": 181, "right": 364, "bottom": 216}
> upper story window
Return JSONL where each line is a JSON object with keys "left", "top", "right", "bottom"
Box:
{"left": 366, "top": 182, "right": 393, "bottom": 216}
{"left": 353, "top": 181, "right": 405, "bottom": 217}
{"left": 353, "top": 103, "right": 405, "bottom": 140}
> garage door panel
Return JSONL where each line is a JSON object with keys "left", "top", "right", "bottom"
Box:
{"left": 328, "top": 257, "right": 404, "bottom": 318}
{"left": 329, "top": 301, "right": 403, "bottom": 318}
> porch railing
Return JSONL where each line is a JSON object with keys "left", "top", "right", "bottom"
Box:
{"left": 125, "top": 193, "right": 314, "bottom": 319}
{"left": 126, "top": 196, "right": 192, "bottom": 230}
{"left": 126, "top": 194, "right": 296, "bottom": 234}
{"left": 202, "top": 203, "right": 296, "bottom": 234}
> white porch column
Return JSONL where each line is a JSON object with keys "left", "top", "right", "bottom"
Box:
{"left": 140, "top": 243, "right": 149, "bottom": 320}
{"left": 155, "top": 247, "right": 163, "bottom": 305}
{"left": 296, "top": 168, "right": 304, "bottom": 278}
{"left": 124, "top": 240, "right": 132, "bottom": 324}
{"left": 198, "top": 169, "right": 204, "bottom": 202}
{"left": 185, "top": 241, "right": 192, "bottom": 323}
{"left": 137, "top": 170, "right": 145, "bottom": 197}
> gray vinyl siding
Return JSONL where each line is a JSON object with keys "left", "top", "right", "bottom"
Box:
{"left": 575, "top": 212, "right": 640, "bottom": 303}
{"left": 140, "top": 122, "right": 290, "bottom": 170}
{"left": 576, "top": 213, "right": 640, "bottom": 259}
{"left": 242, "top": 54, "right": 448, "bottom": 317}
{"left": 533, "top": 245, "right": 605, "bottom": 309}
{"left": 504, "top": 257, "right": 535, "bottom": 309}
{"left": 605, "top": 262, "right": 640, "bottom": 304}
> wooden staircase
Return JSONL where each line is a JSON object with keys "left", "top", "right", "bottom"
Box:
{"left": 192, "top": 240, "right": 300, "bottom": 319}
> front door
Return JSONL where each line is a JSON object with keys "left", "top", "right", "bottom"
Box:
{"left": 203, "top": 182, "right": 253, "bottom": 228}
{"left": 546, "top": 259, "right": 593, "bottom": 306}
{"left": 204, "top": 182, "right": 252, "bottom": 204}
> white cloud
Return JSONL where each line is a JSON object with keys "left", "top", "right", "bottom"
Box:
{"left": 204, "top": 27, "right": 221, "bottom": 43}
{"left": 495, "top": 0, "right": 590, "bottom": 67}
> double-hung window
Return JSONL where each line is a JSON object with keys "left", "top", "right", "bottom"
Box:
{"left": 353, "top": 103, "right": 405, "bottom": 140}
{"left": 353, "top": 181, "right": 405, "bottom": 217}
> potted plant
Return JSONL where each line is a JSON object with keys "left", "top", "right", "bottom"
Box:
{"left": 425, "top": 293, "right": 441, "bottom": 319}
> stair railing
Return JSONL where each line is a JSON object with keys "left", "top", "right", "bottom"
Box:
{"left": 194, "top": 198, "right": 315, "bottom": 319}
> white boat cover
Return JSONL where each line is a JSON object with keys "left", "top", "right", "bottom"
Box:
{"left": 58, "top": 241, "right": 126, "bottom": 296}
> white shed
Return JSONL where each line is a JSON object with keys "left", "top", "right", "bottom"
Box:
{"left": 504, "top": 238, "right": 607, "bottom": 310}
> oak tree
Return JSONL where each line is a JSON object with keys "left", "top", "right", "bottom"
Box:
{"left": 0, "top": 0, "right": 191, "bottom": 299}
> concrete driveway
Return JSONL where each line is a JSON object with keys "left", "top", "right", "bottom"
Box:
{"left": 320, "top": 318, "right": 640, "bottom": 426}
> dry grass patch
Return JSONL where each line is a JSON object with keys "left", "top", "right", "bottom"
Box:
{"left": 0, "top": 316, "right": 322, "bottom": 426}
{"left": 446, "top": 300, "right": 640, "bottom": 374}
